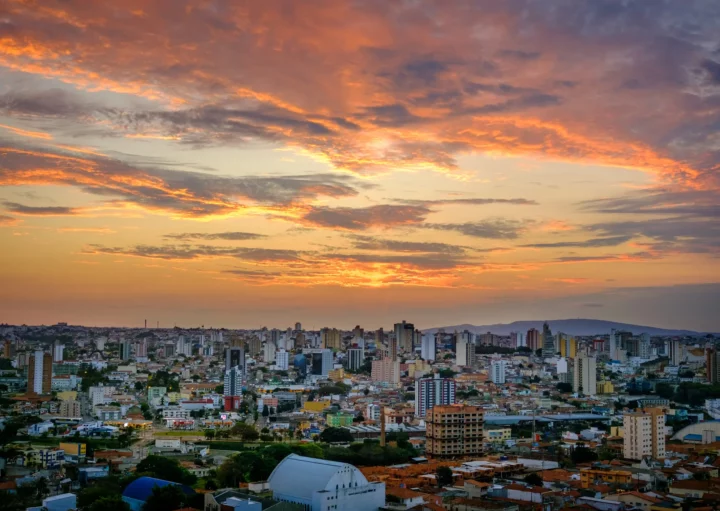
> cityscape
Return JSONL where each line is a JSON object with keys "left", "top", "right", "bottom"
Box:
{"left": 1, "top": 2, "right": 720, "bottom": 511}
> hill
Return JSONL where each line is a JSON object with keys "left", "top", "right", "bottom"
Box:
{"left": 423, "top": 319, "right": 703, "bottom": 337}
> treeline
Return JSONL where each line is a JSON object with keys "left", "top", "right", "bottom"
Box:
{"left": 655, "top": 382, "right": 720, "bottom": 406}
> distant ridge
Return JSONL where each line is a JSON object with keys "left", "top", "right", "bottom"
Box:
{"left": 423, "top": 319, "right": 705, "bottom": 337}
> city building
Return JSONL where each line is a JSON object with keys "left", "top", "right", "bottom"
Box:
{"left": 346, "top": 348, "right": 364, "bottom": 371}
{"left": 135, "top": 338, "right": 148, "bottom": 358}
{"left": 558, "top": 334, "right": 576, "bottom": 358}
{"left": 542, "top": 322, "right": 555, "bottom": 358}
{"left": 669, "top": 339, "right": 684, "bottom": 366}
{"left": 28, "top": 350, "right": 52, "bottom": 395}
{"left": 320, "top": 328, "right": 342, "bottom": 351}
{"left": 708, "top": 348, "right": 720, "bottom": 384}
{"left": 421, "top": 333, "right": 436, "bottom": 361}
{"left": 263, "top": 339, "right": 276, "bottom": 363}
{"left": 294, "top": 354, "right": 308, "bottom": 377}
{"left": 225, "top": 347, "right": 245, "bottom": 372}
{"left": 371, "top": 357, "right": 400, "bottom": 385}
{"left": 491, "top": 360, "right": 507, "bottom": 384}
{"left": 426, "top": 404, "right": 484, "bottom": 458}
{"left": 268, "top": 454, "right": 385, "bottom": 511}
{"left": 572, "top": 352, "right": 597, "bottom": 396}
{"left": 53, "top": 341, "right": 64, "bottom": 362}
{"left": 623, "top": 408, "right": 666, "bottom": 460}
{"left": 177, "top": 336, "right": 192, "bottom": 357}
{"left": 119, "top": 340, "right": 131, "bottom": 361}
{"left": 311, "top": 349, "right": 333, "bottom": 377}
{"left": 59, "top": 400, "right": 82, "bottom": 417}
{"left": 275, "top": 349, "right": 289, "bottom": 370}
{"left": 224, "top": 366, "right": 243, "bottom": 397}
{"left": 394, "top": 320, "right": 415, "bottom": 353}
{"left": 526, "top": 328, "right": 540, "bottom": 351}
{"left": 415, "top": 374, "right": 456, "bottom": 417}
{"left": 456, "top": 335, "right": 475, "bottom": 367}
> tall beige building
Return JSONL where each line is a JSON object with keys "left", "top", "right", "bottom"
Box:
{"left": 623, "top": 408, "right": 666, "bottom": 460}
{"left": 59, "top": 400, "right": 82, "bottom": 418}
{"left": 371, "top": 358, "right": 400, "bottom": 385}
{"left": 320, "top": 328, "right": 342, "bottom": 350}
{"left": 572, "top": 352, "right": 597, "bottom": 396}
{"left": 426, "top": 404, "right": 484, "bottom": 458}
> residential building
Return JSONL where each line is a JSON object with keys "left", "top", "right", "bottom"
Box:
{"left": 275, "top": 349, "right": 289, "bottom": 370}
{"left": 542, "top": 321, "right": 555, "bottom": 357}
{"left": 346, "top": 348, "right": 364, "bottom": 371}
{"left": 225, "top": 347, "right": 245, "bottom": 372}
{"left": 162, "top": 407, "right": 191, "bottom": 419}
{"left": 596, "top": 380, "right": 615, "bottom": 394}
{"left": 579, "top": 468, "right": 632, "bottom": 489}
{"left": 485, "top": 428, "right": 511, "bottom": 445}
{"left": 148, "top": 386, "right": 167, "bottom": 402}
{"left": 371, "top": 357, "right": 400, "bottom": 385}
{"left": 572, "top": 352, "right": 597, "bottom": 396}
{"left": 268, "top": 454, "right": 385, "bottom": 511}
{"left": 53, "top": 341, "right": 64, "bottom": 362}
{"left": 263, "top": 339, "right": 276, "bottom": 363}
{"left": 623, "top": 408, "right": 666, "bottom": 460}
{"left": 708, "top": 348, "right": 720, "bottom": 384}
{"left": 456, "top": 335, "right": 475, "bottom": 367}
{"left": 320, "top": 328, "right": 342, "bottom": 351}
{"left": 88, "top": 385, "right": 107, "bottom": 406}
{"left": 28, "top": 350, "right": 52, "bottom": 395}
{"left": 326, "top": 413, "right": 355, "bottom": 427}
{"left": 224, "top": 366, "right": 243, "bottom": 397}
{"left": 426, "top": 404, "right": 484, "bottom": 458}
{"left": 59, "top": 400, "right": 81, "bottom": 418}
{"left": 421, "top": 333, "right": 436, "bottom": 361}
{"left": 96, "top": 406, "right": 122, "bottom": 421}
{"left": 491, "top": 360, "right": 507, "bottom": 384}
{"left": 526, "top": 328, "right": 540, "bottom": 351}
{"left": 669, "top": 339, "right": 684, "bottom": 366}
{"left": 119, "top": 340, "right": 131, "bottom": 361}
{"left": 394, "top": 321, "right": 415, "bottom": 353}
{"left": 415, "top": 374, "right": 456, "bottom": 417}
{"left": 558, "top": 334, "right": 576, "bottom": 358}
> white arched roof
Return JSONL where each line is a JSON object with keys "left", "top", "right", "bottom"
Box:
{"left": 268, "top": 454, "right": 369, "bottom": 503}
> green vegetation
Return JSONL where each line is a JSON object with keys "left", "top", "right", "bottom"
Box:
{"left": 655, "top": 382, "right": 720, "bottom": 406}
{"left": 436, "top": 466, "right": 453, "bottom": 487}
{"left": 319, "top": 427, "right": 354, "bottom": 443}
{"left": 136, "top": 455, "right": 197, "bottom": 485}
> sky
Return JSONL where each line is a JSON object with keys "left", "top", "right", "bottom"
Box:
{"left": 0, "top": 0, "right": 719, "bottom": 331}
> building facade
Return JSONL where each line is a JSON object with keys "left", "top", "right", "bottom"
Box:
{"left": 623, "top": 408, "right": 666, "bottom": 460}
{"left": 28, "top": 350, "right": 52, "bottom": 395}
{"left": 426, "top": 404, "right": 484, "bottom": 458}
{"left": 415, "top": 375, "right": 456, "bottom": 417}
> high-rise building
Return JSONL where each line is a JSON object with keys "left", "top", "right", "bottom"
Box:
{"left": 558, "top": 334, "right": 576, "bottom": 359}
{"left": 247, "top": 336, "right": 262, "bottom": 357}
{"left": 623, "top": 408, "right": 666, "bottom": 460}
{"left": 294, "top": 332, "right": 306, "bottom": 349}
{"left": 177, "top": 336, "right": 192, "bottom": 357}
{"left": 426, "top": 405, "right": 484, "bottom": 458}
{"left": 294, "top": 322, "right": 302, "bottom": 332}
{"left": 119, "top": 340, "right": 131, "bottom": 361}
{"left": 225, "top": 347, "right": 245, "bottom": 372}
{"left": 708, "top": 348, "right": 720, "bottom": 384}
{"left": 557, "top": 358, "right": 569, "bottom": 382}
{"left": 491, "top": 360, "right": 507, "bottom": 384}
{"left": 526, "top": 328, "right": 540, "bottom": 351}
{"left": 320, "top": 328, "right": 342, "bottom": 351}
{"left": 346, "top": 348, "right": 364, "bottom": 371}
{"left": 95, "top": 337, "right": 106, "bottom": 352}
{"left": 264, "top": 340, "right": 277, "bottom": 363}
{"left": 542, "top": 322, "right": 555, "bottom": 358}
{"left": 572, "top": 353, "right": 597, "bottom": 396}
{"left": 394, "top": 321, "right": 415, "bottom": 353}
{"left": 28, "top": 350, "right": 52, "bottom": 395}
{"left": 421, "top": 334, "right": 436, "bottom": 361}
{"left": 638, "top": 333, "right": 651, "bottom": 359}
{"left": 669, "top": 339, "right": 684, "bottom": 366}
{"left": 455, "top": 336, "right": 475, "bottom": 367}
{"left": 294, "top": 354, "right": 308, "bottom": 377}
{"left": 511, "top": 332, "right": 524, "bottom": 348}
{"left": 224, "top": 366, "right": 243, "bottom": 397}
{"left": 164, "top": 342, "right": 176, "bottom": 358}
{"left": 52, "top": 341, "right": 64, "bottom": 363}
{"left": 375, "top": 328, "right": 384, "bottom": 345}
{"left": 135, "top": 338, "right": 148, "bottom": 358}
{"left": 311, "top": 349, "right": 333, "bottom": 377}
{"left": 371, "top": 358, "right": 400, "bottom": 385}
{"left": 276, "top": 349, "right": 289, "bottom": 370}
{"left": 415, "top": 374, "right": 456, "bottom": 418}
{"left": 59, "top": 400, "right": 81, "bottom": 417}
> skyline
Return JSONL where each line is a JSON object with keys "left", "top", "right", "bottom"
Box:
{"left": 1, "top": 1, "right": 719, "bottom": 330}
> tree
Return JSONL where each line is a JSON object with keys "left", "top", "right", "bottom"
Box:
{"left": 318, "top": 427, "right": 354, "bottom": 443}
{"left": 135, "top": 455, "right": 196, "bottom": 485}
{"left": 142, "top": 485, "right": 187, "bottom": 511}
{"left": 438, "top": 369, "right": 456, "bottom": 379}
{"left": 204, "top": 429, "right": 215, "bottom": 440}
{"left": 262, "top": 405, "right": 269, "bottom": 417}
{"left": 571, "top": 443, "right": 598, "bottom": 465}
{"left": 524, "top": 473, "right": 543, "bottom": 486}
{"left": 436, "top": 466, "right": 453, "bottom": 487}
{"left": 88, "top": 496, "right": 130, "bottom": 511}
{"left": 78, "top": 480, "right": 123, "bottom": 509}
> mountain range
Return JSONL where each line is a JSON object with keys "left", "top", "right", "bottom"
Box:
{"left": 422, "top": 319, "right": 707, "bottom": 337}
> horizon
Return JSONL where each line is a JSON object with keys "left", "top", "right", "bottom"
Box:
{"left": 1, "top": 2, "right": 719, "bottom": 330}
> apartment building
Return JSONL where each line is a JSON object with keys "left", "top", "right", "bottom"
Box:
{"left": 426, "top": 404, "right": 484, "bottom": 458}
{"left": 623, "top": 408, "right": 666, "bottom": 460}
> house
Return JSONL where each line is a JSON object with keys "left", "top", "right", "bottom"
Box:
{"left": 385, "top": 487, "right": 426, "bottom": 509}
{"left": 463, "top": 480, "right": 490, "bottom": 498}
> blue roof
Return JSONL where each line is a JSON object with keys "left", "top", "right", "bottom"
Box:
{"left": 122, "top": 477, "right": 194, "bottom": 502}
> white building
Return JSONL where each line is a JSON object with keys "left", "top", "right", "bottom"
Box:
{"left": 53, "top": 342, "right": 64, "bottom": 363}
{"left": 415, "top": 374, "right": 456, "bottom": 418}
{"left": 264, "top": 340, "right": 277, "bottom": 364}
{"left": 224, "top": 366, "right": 243, "bottom": 397}
{"left": 88, "top": 385, "right": 107, "bottom": 407}
{"left": 421, "top": 334, "right": 436, "bottom": 361}
{"left": 491, "top": 360, "right": 507, "bottom": 384}
{"left": 366, "top": 403, "right": 381, "bottom": 421}
{"left": 456, "top": 337, "right": 475, "bottom": 367}
{"left": 162, "top": 407, "right": 191, "bottom": 419}
{"left": 268, "top": 454, "right": 385, "bottom": 511}
{"left": 177, "top": 336, "right": 192, "bottom": 357}
{"left": 346, "top": 348, "right": 364, "bottom": 371}
{"left": 276, "top": 349, "right": 289, "bottom": 371}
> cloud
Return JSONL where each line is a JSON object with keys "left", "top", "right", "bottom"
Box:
{"left": 86, "top": 244, "right": 303, "bottom": 262}
{"left": 163, "top": 232, "right": 266, "bottom": 241}
{"left": 400, "top": 197, "right": 538, "bottom": 207}
{"left": 3, "top": 202, "right": 82, "bottom": 216}
{"left": 324, "top": 252, "right": 466, "bottom": 270}
{"left": 0, "top": 143, "right": 361, "bottom": 218}
{"left": 0, "top": 214, "right": 18, "bottom": 225}
{"left": 554, "top": 252, "right": 659, "bottom": 263}
{"left": 520, "top": 235, "right": 633, "bottom": 248}
{"left": 300, "top": 204, "right": 430, "bottom": 230}
{"left": 347, "top": 235, "right": 469, "bottom": 255}
{"left": 425, "top": 219, "right": 531, "bottom": 239}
